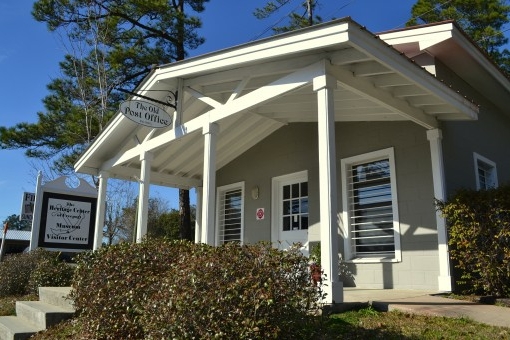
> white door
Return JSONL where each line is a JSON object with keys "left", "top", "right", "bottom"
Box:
{"left": 271, "top": 171, "right": 309, "bottom": 254}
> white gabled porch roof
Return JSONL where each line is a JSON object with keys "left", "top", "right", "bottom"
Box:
{"left": 74, "top": 18, "right": 479, "bottom": 188}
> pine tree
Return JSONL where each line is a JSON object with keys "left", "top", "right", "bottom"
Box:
{"left": 0, "top": 0, "right": 209, "bottom": 240}
{"left": 254, "top": 0, "right": 322, "bottom": 34}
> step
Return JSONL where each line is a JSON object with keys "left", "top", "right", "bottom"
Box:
{"left": 15, "top": 301, "right": 74, "bottom": 330}
{"left": 38, "top": 287, "right": 74, "bottom": 310}
{"left": 0, "top": 315, "right": 42, "bottom": 340}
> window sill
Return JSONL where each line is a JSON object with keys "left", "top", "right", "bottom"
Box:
{"left": 346, "top": 257, "right": 400, "bottom": 264}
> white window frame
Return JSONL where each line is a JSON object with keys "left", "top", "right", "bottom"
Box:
{"left": 216, "top": 182, "right": 245, "bottom": 246}
{"left": 473, "top": 152, "right": 498, "bottom": 190}
{"left": 341, "top": 147, "right": 402, "bottom": 263}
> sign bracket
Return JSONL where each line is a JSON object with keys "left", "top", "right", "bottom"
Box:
{"left": 117, "top": 88, "right": 178, "bottom": 109}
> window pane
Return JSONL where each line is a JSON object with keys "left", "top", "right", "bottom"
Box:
{"left": 301, "top": 182, "right": 308, "bottom": 196}
{"left": 301, "top": 215, "right": 309, "bottom": 229}
{"left": 283, "top": 201, "right": 290, "bottom": 215}
{"left": 300, "top": 198, "right": 308, "bottom": 214}
{"left": 291, "top": 183, "right": 299, "bottom": 198}
{"left": 291, "top": 215, "right": 299, "bottom": 230}
{"left": 280, "top": 179, "right": 309, "bottom": 232}
{"left": 291, "top": 199, "right": 300, "bottom": 214}
{"left": 283, "top": 185, "right": 290, "bottom": 199}
{"left": 283, "top": 216, "right": 290, "bottom": 231}
{"left": 350, "top": 158, "right": 395, "bottom": 258}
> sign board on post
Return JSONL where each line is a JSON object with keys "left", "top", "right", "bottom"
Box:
{"left": 20, "top": 192, "right": 35, "bottom": 221}
{"left": 30, "top": 175, "right": 98, "bottom": 252}
{"left": 38, "top": 192, "right": 96, "bottom": 250}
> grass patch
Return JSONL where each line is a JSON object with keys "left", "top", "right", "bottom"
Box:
{"left": 445, "top": 293, "right": 510, "bottom": 308}
{"left": 29, "top": 306, "right": 510, "bottom": 340}
{"left": 0, "top": 294, "right": 37, "bottom": 316}
{"left": 324, "top": 307, "right": 510, "bottom": 339}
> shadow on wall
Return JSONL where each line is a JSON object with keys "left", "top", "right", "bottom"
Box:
{"left": 309, "top": 241, "right": 356, "bottom": 287}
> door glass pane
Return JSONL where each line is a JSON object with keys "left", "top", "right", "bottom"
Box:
{"left": 291, "top": 199, "right": 299, "bottom": 214}
{"left": 283, "top": 185, "right": 290, "bottom": 199}
{"left": 300, "top": 198, "right": 308, "bottom": 214}
{"left": 291, "top": 215, "right": 299, "bottom": 230}
{"left": 283, "top": 201, "right": 290, "bottom": 215}
{"left": 291, "top": 183, "right": 299, "bottom": 198}
{"left": 281, "top": 180, "right": 309, "bottom": 231}
{"left": 301, "top": 215, "right": 309, "bottom": 229}
{"left": 283, "top": 216, "right": 290, "bottom": 231}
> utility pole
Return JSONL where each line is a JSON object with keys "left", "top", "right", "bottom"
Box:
{"left": 307, "top": 0, "right": 313, "bottom": 26}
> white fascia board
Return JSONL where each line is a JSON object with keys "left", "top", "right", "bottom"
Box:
{"left": 379, "top": 23, "right": 455, "bottom": 49}
{"left": 150, "top": 23, "right": 350, "bottom": 82}
{"left": 350, "top": 26, "right": 478, "bottom": 121}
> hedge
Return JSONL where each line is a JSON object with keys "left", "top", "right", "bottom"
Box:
{"left": 71, "top": 239, "right": 324, "bottom": 339}
{"left": 436, "top": 185, "right": 510, "bottom": 297}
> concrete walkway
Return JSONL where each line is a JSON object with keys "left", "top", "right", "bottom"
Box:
{"left": 343, "top": 288, "right": 510, "bottom": 328}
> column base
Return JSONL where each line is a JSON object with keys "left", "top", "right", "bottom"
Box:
{"left": 438, "top": 275, "right": 452, "bottom": 292}
{"left": 321, "top": 280, "right": 344, "bottom": 304}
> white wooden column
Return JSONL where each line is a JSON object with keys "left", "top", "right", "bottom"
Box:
{"left": 93, "top": 170, "right": 109, "bottom": 250}
{"left": 136, "top": 151, "right": 153, "bottom": 243}
{"left": 29, "top": 171, "right": 44, "bottom": 251}
{"left": 427, "top": 129, "right": 452, "bottom": 291}
{"left": 195, "top": 186, "right": 203, "bottom": 243}
{"left": 201, "top": 123, "right": 219, "bottom": 245}
{"left": 314, "top": 72, "right": 343, "bottom": 304}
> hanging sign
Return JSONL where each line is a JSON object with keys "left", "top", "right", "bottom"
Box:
{"left": 120, "top": 100, "right": 172, "bottom": 128}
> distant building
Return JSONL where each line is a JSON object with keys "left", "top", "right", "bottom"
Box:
{"left": 0, "top": 229, "right": 31, "bottom": 254}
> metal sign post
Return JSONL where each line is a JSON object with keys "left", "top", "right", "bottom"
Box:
{"left": 0, "top": 222, "right": 9, "bottom": 262}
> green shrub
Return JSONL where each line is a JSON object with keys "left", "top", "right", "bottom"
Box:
{"left": 0, "top": 253, "right": 34, "bottom": 297}
{"left": 27, "top": 252, "right": 75, "bottom": 295}
{"left": 71, "top": 239, "right": 323, "bottom": 339}
{"left": 436, "top": 185, "right": 510, "bottom": 297}
{"left": 0, "top": 249, "right": 74, "bottom": 297}
{"left": 71, "top": 240, "right": 190, "bottom": 339}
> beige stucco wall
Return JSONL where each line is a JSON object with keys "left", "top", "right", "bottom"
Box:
{"left": 217, "top": 121, "right": 440, "bottom": 290}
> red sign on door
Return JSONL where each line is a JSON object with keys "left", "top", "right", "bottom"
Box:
{"left": 256, "top": 208, "right": 265, "bottom": 220}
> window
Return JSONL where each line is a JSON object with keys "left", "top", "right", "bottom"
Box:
{"left": 282, "top": 180, "right": 309, "bottom": 231}
{"left": 341, "top": 148, "right": 401, "bottom": 262}
{"left": 216, "top": 182, "right": 244, "bottom": 245}
{"left": 474, "top": 153, "right": 498, "bottom": 190}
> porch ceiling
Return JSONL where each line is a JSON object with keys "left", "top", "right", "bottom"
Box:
{"left": 74, "top": 18, "right": 479, "bottom": 189}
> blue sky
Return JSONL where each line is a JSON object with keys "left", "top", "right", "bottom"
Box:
{"left": 0, "top": 0, "right": 422, "bottom": 222}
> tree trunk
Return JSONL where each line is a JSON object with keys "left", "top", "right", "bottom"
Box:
{"left": 179, "top": 188, "right": 192, "bottom": 241}
{"left": 175, "top": 1, "right": 193, "bottom": 242}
